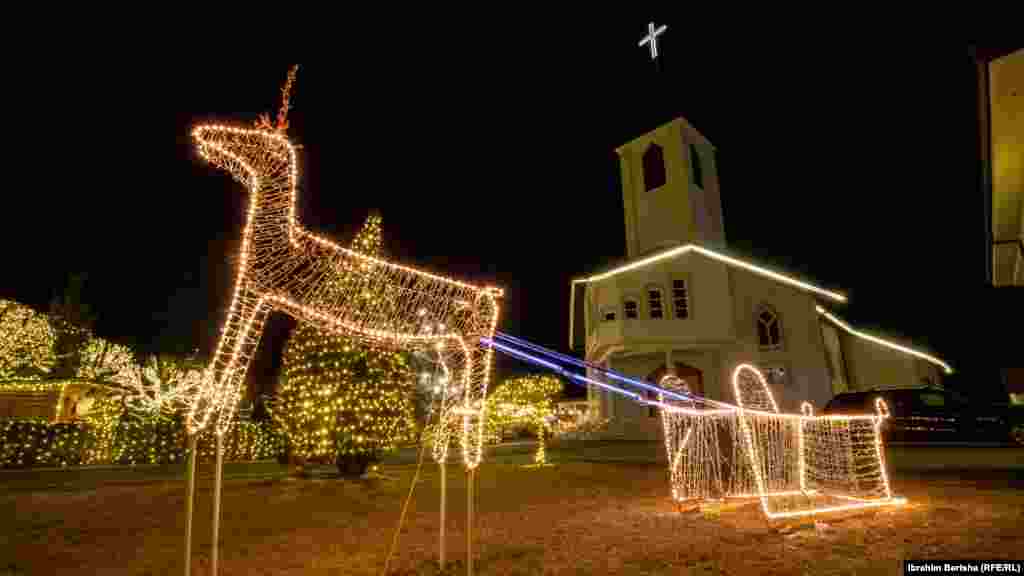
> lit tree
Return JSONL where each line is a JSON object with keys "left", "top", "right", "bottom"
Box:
{"left": 76, "top": 338, "right": 136, "bottom": 384}
{"left": 271, "top": 212, "right": 418, "bottom": 477}
{"left": 483, "top": 374, "right": 563, "bottom": 465}
{"left": 47, "top": 273, "right": 98, "bottom": 379}
{"left": 0, "top": 299, "right": 57, "bottom": 380}
{"left": 120, "top": 354, "right": 207, "bottom": 419}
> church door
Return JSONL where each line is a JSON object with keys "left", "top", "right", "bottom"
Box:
{"left": 646, "top": 362, "right": 704, "bottom": 396}
{"left": 645, "top": 362, "right": 704, "bottom": 416}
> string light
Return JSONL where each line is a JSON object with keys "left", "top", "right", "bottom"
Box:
{"left": 730, "top": 364, "right": 901, "bottom": 518}
{"left": 76, "top": 338, "right": 136, "bottom": 383}
{"left": 188, "top": 66, "right": 503, "bottom": 470}
{"left": 0, "top": 299, "right": 56, "bottom": 380}
{"left": 568, "top": 244, "right": 847, "bottom": 348}
{"left": 120, "top": 355, "right": 208, "bottom": 417}
{"left": 485, "top": 336, "right": 903, "bottom": 519}
{"left": 482, "top": 375, "right": 562, "bottom": 464}
{"left": 269, "top": 214, "right": 418, "bottom": 467}
{"left": 816, "top": 306, "right": 953, "bottom": 374}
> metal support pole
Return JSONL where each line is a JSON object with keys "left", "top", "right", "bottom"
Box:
{"left": 184, "top": 435, "right": 198, "bottom": 576}
{"left": 211, "top": 433, "right": 224, "bottom": 576}
{"left": 467, "top": 468, "right": 474, "bottom": 576}
{"left": 439, "top": 462, "right": 447, "bottom": 569}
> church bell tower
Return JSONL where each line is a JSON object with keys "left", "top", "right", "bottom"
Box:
{"left": 616, "top": 117, "right": 725, "bottom": 258}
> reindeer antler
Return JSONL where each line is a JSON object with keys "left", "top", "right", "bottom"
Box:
{"left": 256, "top": 64, "right": 300, "bottom": 133}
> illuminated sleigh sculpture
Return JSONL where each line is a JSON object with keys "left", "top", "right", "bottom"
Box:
{"left": 658, "top": 364, "right": 905, "bottom": 519}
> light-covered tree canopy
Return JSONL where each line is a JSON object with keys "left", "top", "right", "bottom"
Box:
{"left": 0, "top": 299, "right": 57, "bottom": 380}
{"left": 120, "top": 354, "right": 207, "bottom": 418}
{"left": 76, "top": 338, "right": 137, "bottom": 384}
{"left": 484, "top": 374, "right": 563, "bottom": 464}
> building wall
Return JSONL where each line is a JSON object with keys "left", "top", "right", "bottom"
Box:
{"left": 989, "top": 49, "right": 1024, "bottom": 286}
{"left": 724, "top": 267, "right": 833, "bottom": 412}
{"left": 585, "top": 252, "right": 735, "bottom": 359}
{"left": 819, "top": 320, "right": 850, "bottom": 395}
{"left": 617, "top": 118, "right": 723, "bottom": 260}
{"left": 839, "top": 331, "right": 944, "bottom": 390}
{"left": 584, "top": 250, "right": 841, "bottom": 438}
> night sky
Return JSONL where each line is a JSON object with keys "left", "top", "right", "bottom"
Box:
{"left": 3, "top": 35, "right": 1019, "bottom": 402}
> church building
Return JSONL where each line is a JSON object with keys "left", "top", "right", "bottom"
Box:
{"left": 569, "top": 117, "right": 952, "bottom": 441}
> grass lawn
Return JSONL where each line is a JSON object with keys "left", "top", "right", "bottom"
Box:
{"left": 3, "top": 461, "right": 1022, "bottom": 575}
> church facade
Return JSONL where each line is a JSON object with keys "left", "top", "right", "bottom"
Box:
{"left": 569, "top": 117, "right": 951, "bottom": 441}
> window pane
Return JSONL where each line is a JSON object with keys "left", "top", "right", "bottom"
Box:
{"left": 757, "top": 324, "right": 770, "bottom": 346}
{"left": 690, "top": 144, "right": 704, "bottom": 189}
{"left": 643, "top": 144, "right": 666, "bottom": 191}
{"left": 769, "top": 323, "right": 780, "bottom": 345}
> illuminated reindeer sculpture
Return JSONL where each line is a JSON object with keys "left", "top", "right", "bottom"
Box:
{"left": 184, "top": 65, "right": 501, "bottom": 575}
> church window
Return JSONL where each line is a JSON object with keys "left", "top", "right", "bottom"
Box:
{"left": 672, "top": 279, "right": 689, "bottom": 319}
{"left": 690, "top": 143, "right": 704, "bottom": 189}
{"left": 647, "top": 286, "right": 664, "bottom": 319}
{"left": 642, "top": 143, "right": 666, "bottom": 191}
{"left": 757, "top": 305, "right": 782, "bottom": 349}
{"left": 602, "top": 308, "right": 617, "bottom": 322}
{"left": 623, "top": 299, "right": 639, "bottom": 319}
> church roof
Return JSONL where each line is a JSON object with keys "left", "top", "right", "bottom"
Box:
{"left": 614, "top": 116, "right": 716, "bottom": 154}
{"left": 816, "top": 307, "right": 954, "bottom": 374}
{"left": 571, "top": 243, "right": 847, "bottom": 303}
{"left": 566, "top": 243, "right": 954, "bottom": 374}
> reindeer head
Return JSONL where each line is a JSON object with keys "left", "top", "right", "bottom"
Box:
{"left": 192, "top": 65, "right": 300, "bottom": 189}
{"left": 192, "top": 124, "right": 295, "bottom": 189}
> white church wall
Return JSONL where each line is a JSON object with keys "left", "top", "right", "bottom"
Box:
{"left": 607, "top": 353, "right": 666, "bottom": 442}
{"left": 614, "top": 253, "right": 734, "bottom": 344}
{"left": 725, "top": 267, "right": 834, "bottom": 412}
{"left": 841, "top": 331, "right": 936, "bottom": 391}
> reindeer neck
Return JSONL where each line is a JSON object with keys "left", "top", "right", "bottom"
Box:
{"left": 240, "top": 150, "right": 296, "bottom": 248}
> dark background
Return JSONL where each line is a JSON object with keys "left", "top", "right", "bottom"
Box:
{"left": 2, "top": 35, "right": 1020, "bottom": 403}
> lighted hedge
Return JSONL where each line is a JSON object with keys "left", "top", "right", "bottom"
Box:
{"left": 0, "top": 417, "right": 284, "bottom": 469}
{"left": 0, "top": 419, "right": 93, "bottom": 468}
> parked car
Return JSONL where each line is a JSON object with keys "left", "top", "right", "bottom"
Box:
{"left": 823, "top": 386, "right": 1024, "bottom": 445}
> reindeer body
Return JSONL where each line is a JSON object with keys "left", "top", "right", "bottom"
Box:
{"left": 189, "top": 125, "right": 500, "bottom": 467}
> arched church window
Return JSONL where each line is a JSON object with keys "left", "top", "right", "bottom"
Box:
{"left": 756, "top": 305, "right": 782, "bottom": 349}
{"left": 647, "top": 286, "right": 665, "bottom": 319}
{"left": 642, "top": 143, "right": 666, "bottom": 191}
{"left": 623, "top": 298, "right": 639, "bottom": 319}
{"left": 690, "top": 143, "right": 704, "bottom": 189}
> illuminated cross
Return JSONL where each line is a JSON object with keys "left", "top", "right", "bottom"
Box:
{"left": 638, "top": 21, "right": 668, "bottom": 60}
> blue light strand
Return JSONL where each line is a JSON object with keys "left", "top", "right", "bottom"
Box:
{"left": 482, "top": 339, "right": 644, "bottom": 402}
{"left": 491, "top": 332, "right": 703, "bottom": 405}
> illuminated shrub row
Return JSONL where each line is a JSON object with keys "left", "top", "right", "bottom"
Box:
{"left": 0, "top": 419, "right": 93, "bottom": 468}
{"left": 0, "top": 417, "right": 284, "bottom": 469}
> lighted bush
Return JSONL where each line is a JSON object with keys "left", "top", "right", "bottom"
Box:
{"left": 0, "top": 419, "right": 94, "bottom": 468}
{"left": 0, "top": 416, "right": 284, "bottom": 468}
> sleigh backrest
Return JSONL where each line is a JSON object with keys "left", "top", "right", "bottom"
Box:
{"left": 732, "top": 364, "right": 779, "bottom": 413}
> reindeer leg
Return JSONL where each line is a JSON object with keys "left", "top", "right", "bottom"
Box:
{"left": 462, "top": 293, "right": 500, "bottom": 470}
{"left": 187, "top": 284, "right": 270, "bottom": 435}
{"left": 183, "top": 283, "right": 269, "bottom": 576}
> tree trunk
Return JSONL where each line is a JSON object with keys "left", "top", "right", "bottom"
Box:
{"left": 336, "top": 453, "right": 377, "bottom": 478}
